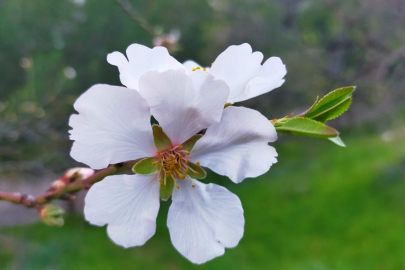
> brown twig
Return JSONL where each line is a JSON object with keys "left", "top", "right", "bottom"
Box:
{"left": 115, "top": 0, "right": 156, "bottom": 36}
{"left": 0, "top": 160, "right": 140, "bottom": 208}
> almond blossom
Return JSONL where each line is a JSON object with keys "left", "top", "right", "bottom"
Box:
{"left": 107, "top": 43, "right": 286, "bottom": 104}
{"left": 69, "top": 67, "right": 278, "bottom": 264}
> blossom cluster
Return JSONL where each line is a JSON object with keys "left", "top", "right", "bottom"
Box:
{"left": 69, "top": 43, "right": 286, "bottom": 264}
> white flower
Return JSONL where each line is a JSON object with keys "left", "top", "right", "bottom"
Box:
{"left": 107, "top": 43, "right": 286, "bottom": 104}
{"left": 69, "top": 69, "right": 278, "bottom": 264}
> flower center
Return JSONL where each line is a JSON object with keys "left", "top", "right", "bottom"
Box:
{"left": 156, "top": 146, "right": 200, "bottom": 189}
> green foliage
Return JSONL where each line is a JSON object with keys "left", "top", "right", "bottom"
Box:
{"left": 329, "top": 136, "right": 346, "bottom": 147}
{"left": 2, "top": 135, "right": 405, "bottom": 269}
{"left": 152, "top": 125, "right": 172, "bottom": 151}
{"left": 274, "top": 86, "right": 355, "bottom": 146}
{"left": 132, "top": 157, "right": 160, "bottom": 174}
{"left": 275, "top": 118, "right": 339, "bottom": 138}
{"left": 160, "top": 174, "right": 175, "bottom": 201}
{"left": 304, "top": 86, "right": 356, "bottom": 122}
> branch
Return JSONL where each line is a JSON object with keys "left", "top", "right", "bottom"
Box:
{"left": 0, "top": 160, "right": 139, "bottom": 208}
{"left": 115, "top": 0, "right": 156, "bottom": 36}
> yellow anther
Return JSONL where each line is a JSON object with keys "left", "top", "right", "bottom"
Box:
{"left": 158, "top": 151, "right": 161, "bottom": 156}
{"left": 184, "top": 160, "right": 188, "bottom": 164}
{"left": 203, "top": 68, "right": 206, "bottom": 71}
{"left": 179, "top": 155, "right": 183, "bottom": 159}
{"left": 160, "top": 183, "right": 164, "bottom": 186}
{"left": 176, "top": 185, "right": 180, "bottom": 189}
{"left": 196, "top": 162, "right": 200, "bottom": 166}
{"left": 192, "top": 185, "right": 196, "bottom": 188}
{"left": 181, "top": 176, "right": 185, "bottom": 179}
{"left": 152, "top": 162, "right": 156, "bottom": 165}
{"left": 178, "top": 145, "right": 183, "bottom": 149}
{"left": 159, "top": 179, "right": 163, "bottom": 182}
{"left": 194, "top": 171, "right": 199, "bottom": 175}
{"left": 186, "top": 152, "right": 190, "bottom": 155}
{"left": 211, "top": 62, "right": 213, "bottom": 66}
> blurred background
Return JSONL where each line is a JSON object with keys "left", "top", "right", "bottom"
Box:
{"left": 0, "top": 0, "right": 404, "bottom": 269}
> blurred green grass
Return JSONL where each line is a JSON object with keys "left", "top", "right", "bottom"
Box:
{"left": 1, "top": 134, "right": 405, "bottom": 270}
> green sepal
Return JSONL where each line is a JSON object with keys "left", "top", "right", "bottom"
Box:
{"left": 187, "top": 162, "right": 206, "bottom": 179}
{"left": 152, "top": 124, "right": 172, "bottom": 151}
{"left": 132, "top": 157, "right": 160, "bottom": 174}
{"left": 304, "top": 86, "right": 355, "bottom": 122}
{"left": 224, "top": 103, "right": 233, "bottom": 108}
{"left": 160, "top": 174, "right": 175, "bottom": 201}
{"left": 328, "top": 136, "right": 346, "bottom": 147}
{"left": 275, "top": 117, "right": 339, "bottom": 138}
{"left": 181, "top": 134, "right": 202, "bottom": 152}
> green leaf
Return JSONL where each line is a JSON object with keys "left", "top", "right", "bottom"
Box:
{"left": 152, "top": 124, "right": 172, "bottom": 151}
{"left": 187, "top": 162, "right": 206, "bottom": 179}
{"left": 328, "top": 136, "right": 346, "bottom": 147}
{"left": 305, "top": 86, "right": 355, "bottom": 122}
{"left": 276, "top": 117, "right": 339, "bottom": 138}
{"left": 132, "top": 157, "right": 160, "bottom": 174}
{"left": 160, "top": 174, "right": 175, "bottom": 201}
{"left": 312, "top": 97, "right": 352, "bottom": 122}
{"left": 297, "top": 96, "right": 319, "bottom": 117}
{"left": 181, "top": 134, "right": 202, "bottom": 152}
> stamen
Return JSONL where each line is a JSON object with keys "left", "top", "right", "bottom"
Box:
{"left": 158, "top": 147, "right": 198, "bottom": 188}
{"left": 152, "top": 162, "right": 156, "bottom": 165}
{"left": 196, "top": 161, "right": 200, "bottom": 165}
{"left": 192, "top": 185, "right": 196, "bottom": 188}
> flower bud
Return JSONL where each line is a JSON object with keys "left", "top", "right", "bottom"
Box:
{"left": 64, "top": 167, "right": 95, "bottom": 182}
{"left": 153, "top": 30, "right": 180, "bottom": 53}
{"left": 47, "top": 167, "right": 95, "bottom": 193}
{"left": 39, "top": 204, "right": 65, "bottom": 227}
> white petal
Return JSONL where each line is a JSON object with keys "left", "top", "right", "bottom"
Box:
{"left": 107, "top": 44, "right": 184, "bottom": 90}
{"left": 84, "top": 173, "right": 161, "bottom": 248}
{"left": 69, "top": 84, "right": 156, "bottom": 169}
{"left": 168, "top": 178, "right": 244, "bottom": 264}
{"left": 210, "top": 43, "right": 286, "bottom": 103}
{"left": 245, "top": 57, "right": 287, "bottom": 100}
{"left": 182, "top": 60, "right": 201, "bottom": 71}
{"left": 138, "top": 69, "right": 229, "bottom": 145}
{"left": 210, "top": 43, "right": 263, "bottom": 102}
{"left": 190, "top": 106, "right": 278, "bottom": 183}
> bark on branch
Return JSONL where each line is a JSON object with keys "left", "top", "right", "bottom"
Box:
{"left": 0, "top": 160, "right": 139, "bottom": 208}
